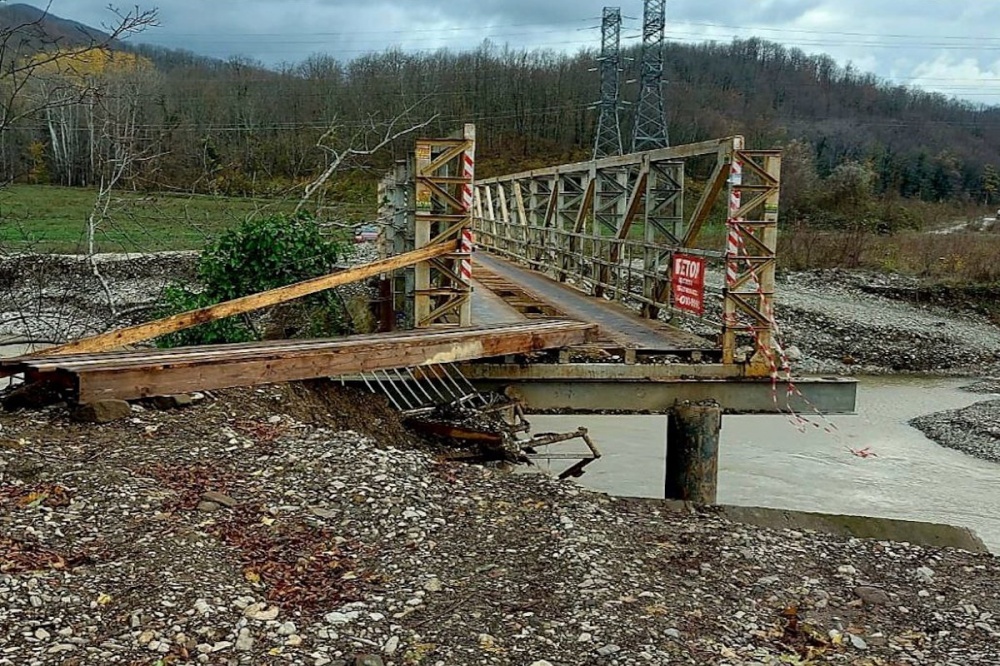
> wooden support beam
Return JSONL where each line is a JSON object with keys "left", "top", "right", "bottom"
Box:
{"left": 41, "top": 241, "right": 458, "bottom": 356}
{"left": 12, "top": 321, "right": 597, "bottom": 404}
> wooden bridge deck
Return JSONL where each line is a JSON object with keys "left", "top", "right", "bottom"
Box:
{"left": 2, "top": 321, "right": 596, "bottom": 404}
{"left": 473, "top": 253, "right": 715, "bottom": 354}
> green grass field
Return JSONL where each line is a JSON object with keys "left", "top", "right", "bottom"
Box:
{"left": 0, "top": 185, "right": 300, "bottom": 253}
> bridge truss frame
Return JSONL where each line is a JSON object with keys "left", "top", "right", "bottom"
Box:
{"left": 473, "top": 135, "right": 781, "bottom": 374}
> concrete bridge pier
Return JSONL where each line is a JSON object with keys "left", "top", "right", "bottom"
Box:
{"left": 665, "top": 401, "right": 722, "bottom": 504}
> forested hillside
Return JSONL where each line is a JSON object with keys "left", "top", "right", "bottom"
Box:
{"left": 2, "top": 3, "right": 999, "bottom": 213}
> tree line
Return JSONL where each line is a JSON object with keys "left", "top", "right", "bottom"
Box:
{"left": 4, "top": 33, "right": 1000, "bottom": 215}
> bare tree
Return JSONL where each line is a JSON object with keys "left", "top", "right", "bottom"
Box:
{"left": 296, "top": 104, "right": 438, "bottom": 215}
{"left": 0, "top": 3, "right": 159, "bottom": 138}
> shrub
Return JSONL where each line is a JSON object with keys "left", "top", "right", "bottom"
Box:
{"left": 156, "top": 212, "right": 353, "bottom": 347}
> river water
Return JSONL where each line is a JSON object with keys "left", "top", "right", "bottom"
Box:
{"left": 1, "top": 348, "right": 996, "bottom": 552}
{"left": 529, "top": 376, "right": 1000, "bottom": 553}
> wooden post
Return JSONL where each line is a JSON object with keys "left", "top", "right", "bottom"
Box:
{"left": 665, "top": 401, "right": 722, "bottom": 504}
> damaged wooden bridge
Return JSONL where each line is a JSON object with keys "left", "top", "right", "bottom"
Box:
{"left": 3, "top": 127, "right": 857, "bottom": 502}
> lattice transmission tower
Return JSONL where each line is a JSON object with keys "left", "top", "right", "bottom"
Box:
{"left": 593, "top": 6, "right": 623, "bottom": 159}
{"left": 631, "top": 0, "right": 669, "bottom": 151}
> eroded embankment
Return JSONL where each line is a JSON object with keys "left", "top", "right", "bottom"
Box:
{"left": 0, "top": 385, "right": 998, "bottom": 665}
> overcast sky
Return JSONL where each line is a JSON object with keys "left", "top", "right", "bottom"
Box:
{"left": 25, "top": 0, "right": 1000, "bottom": 105}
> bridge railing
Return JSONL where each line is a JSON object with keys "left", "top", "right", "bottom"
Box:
{"left": 473, "top": 135, "right": 782, "bottom": 372}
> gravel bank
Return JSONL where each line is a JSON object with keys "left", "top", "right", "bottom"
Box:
{"left": 774, "top": 270, "right": 1000, "bottom": 376}
{"left": 911, "top": 400, "right": 1000, "bottom": 464}
{"left": 1, "top": 385, "right": 998, "bottom": 665}
{"left": 0, "top": 244, "right": 379, "bottom": 344}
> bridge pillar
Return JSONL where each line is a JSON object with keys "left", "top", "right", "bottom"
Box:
{"left": 665, "top": 401, "right": 722, "bottom": 504}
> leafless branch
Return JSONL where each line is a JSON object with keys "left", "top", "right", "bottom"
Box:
{"left": 295, "top": 102, "right": 438, "bottom": 214}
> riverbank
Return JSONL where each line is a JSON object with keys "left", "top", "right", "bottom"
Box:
{"left": 775, "top": 269, "right": 1000, "bottom": 376}
{"left": 911, "top": 398, "right": 1000, "bottom": 465}
{"left": 1, "top": 384, "right": 998, "bottom": 665}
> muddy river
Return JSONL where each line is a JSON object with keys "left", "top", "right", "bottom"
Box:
{"left": 530, "top": 376, "right": 1000, "bottom": 553}
{"left": 2, "top": 346, "right": 996, "bottom": 553}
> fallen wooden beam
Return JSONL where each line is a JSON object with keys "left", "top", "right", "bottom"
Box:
{"left": 40, "top": 241, "right": 458, "bottom": 357}
{"left": 6, "top": 321, "right": 596, "bottom": 404}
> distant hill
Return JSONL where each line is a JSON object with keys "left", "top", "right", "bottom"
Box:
{"left": 0, "top": 3, "right": 113, "bottom": 52}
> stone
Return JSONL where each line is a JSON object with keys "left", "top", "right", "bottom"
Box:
{"left": 71, "top": 400, "right": 131, "bottom": 424}
{"left": 383, "top": 636, "right": 400, "bottom": 655}
{"left": 324, "top": 611, "right": 354, "bottom": 625}
{"left": 665, "top": 628, "right": 682, "bottom": 639}
{"left": 150, "top": 394, "right": 195, "bottom": 410}
{"left": 422, "top": 578, "right": 443, "bottom": 592}
{"left": 849, "top": 634, "right": 868, "bottom": 650}
{"left": 245, "top": 604, "right": 280, "bottom": 621}
{"left": 597, "top": 644, "right": 621, "bottom": 657}
{"left": 529, "top": 662, "right": 554, "bottom": 666}
{"left": 286, "top": 635, "right": 303, "bottom": 647}
{"left": 577, "top": 632, "right": 592, "bottom": 643}
{"left": 196, "top": 501, "right": 220, "bottom": 512}
{"left": 235, "top": 628, "right": 253, "bottom": 651}
{"left": 201, "top": 490, "right": 238, "bottom": 508}
{"left": 854, "top": 586, "right": 891, "bottom": 605}
{"left": 355, "top": 656, "right": 384, "bottom": 666}
{"left": 916, "top": 566, "right": 935, "bottom": 583}
{"left": 35, "top": 628, "right": 51, "bottom": 640}
{"left": 277, "top": 621, "right": 297, "bottom": 636}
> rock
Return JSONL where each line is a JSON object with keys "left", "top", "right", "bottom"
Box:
{"left": 324, "top": 611, "right": 355, "bottom": 625}
{"left": 383, "top": 636, "right": 399, "bottom": 655}
{"left": 286, "top": 634, "right": 303, "bottom": 646}
{"left": 35, "top": 628, "right": 51, "bottom": 640}
{"left": 916, "top": 566, "right": 935, "bottom": 583}
{"left": 838, "top": 565, "right": 857, "bottom": 575}
{"left": 854, "top": 586, "right": 891, "bottom": 605}
{"left": 245, "top": 603, "right": 280, "bottom": 621}
{"left": 277, "top": 621, "right": 297, "bottom": 635}
{"left": 849, "top": 634, "right": 868, "bottom": 650}
{"left": 422, "top": 578, "right": 443, "bottom": 592}
{"left": 268, "top": 415, "right": 282, "bottom": 424}
{"left": 529, "top": 662, "right": 554, "bottom": 666}
{"left": 235, "top": 628, "right": 253, "bottom": 651}
{"left": 71, "top": 399, "right": 131, "bottom": 424}
{"left": 211, "top": 641, "right": 233, "bottom": 652}
{"left": 150, "top": 394, "right": 195, "bottom": 410}
{"left": 597, "top": 644, "right": 621, "bottom": 656}
{"left": 201, "top": 490, "right": 238, "bottom": 508}
{"left": 196, "top": 501, "right": 220, "bottom": 512}
{"left": 577, "top": 632, "right": 592, "bottom": 642}
{"left": 783, "top": 345, "right": 803, "bottom": 362}
{"left": 665, "top": 628, "right": 682, "bottom": 639}
{"left": 355, "top": 656, "right": 384, "bottom": 666}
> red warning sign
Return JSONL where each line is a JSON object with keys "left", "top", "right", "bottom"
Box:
{"left": 672, "top": 253, "right": 706, "bottom": 316}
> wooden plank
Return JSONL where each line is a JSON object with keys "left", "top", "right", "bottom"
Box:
{"left": 38, "top": 241, "right": 458, "bottom": 356}
{"left": 71, "top": 321, "right": 597, "bottom": 403}
{"left": 15, "top": 322, "right": 580, "bottom": 373}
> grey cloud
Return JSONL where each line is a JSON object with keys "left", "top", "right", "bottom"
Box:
{"left": 25, "top": 0, "right": 1000, "bottom": 102}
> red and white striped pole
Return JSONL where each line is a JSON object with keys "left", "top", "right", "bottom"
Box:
{"left": 460, "top": 144, "right": 475, "bottom": 285}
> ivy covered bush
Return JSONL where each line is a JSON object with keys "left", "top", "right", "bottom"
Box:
{"left": 156, "top": 213, "right": 352, "bottom": 347}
